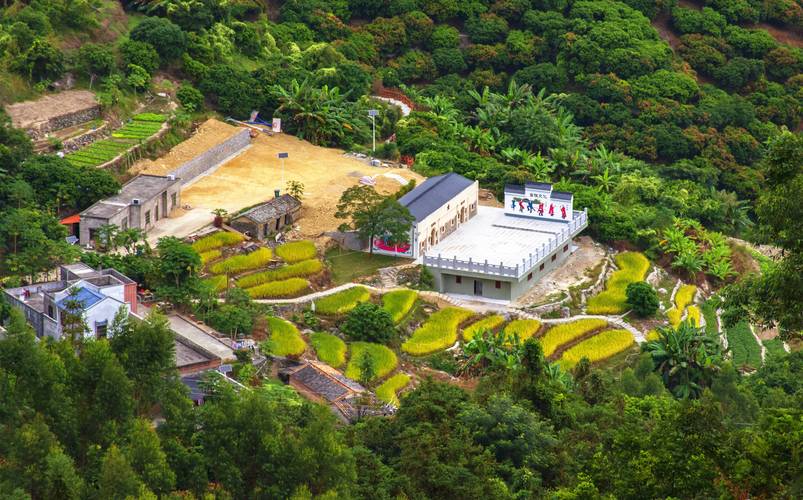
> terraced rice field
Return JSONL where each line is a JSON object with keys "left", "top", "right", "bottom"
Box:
{"left": 265, "top": 316, "right": 306, "bottom": 357}
{"left": 376, "top": 373, "right": 411, "bottom": 406}
{"left": 314, "top": 286, "right": 371, "bottom": 315}
{"left": 586, "top": 252, "right": 650, "bottom": 314}
{"left": 382, "top": 289, "right": 418, "bottom": 323}
{"left": 502, "top": 319, "right": 541, "bottom": 342}
{"left": 539, "top": 318, "right": 609, "bottom": 357}
{"left": 345, "top": 342, "right": 398, "bottom": 382}
{"left": 310, "top": 332, "right": 347, "bottom": 367}
{"left": 726, "top": 321, "right": 762, "bottom": 370}
{"left": 559, "top": 329, "right": 635, "bottom": 369}
{"left": 462, "top": 314, "right": 506, "bottom": 342}
{"left": 402, "top": 307, "right": 474, "bottom": 355}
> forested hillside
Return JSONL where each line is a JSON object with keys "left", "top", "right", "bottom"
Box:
{"left": 0, "top": 1, "right": 801, "bottom": 499}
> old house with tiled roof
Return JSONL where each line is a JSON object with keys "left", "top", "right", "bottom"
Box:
{"left": 229, "top": 193, "right": 301, "bottom": 240}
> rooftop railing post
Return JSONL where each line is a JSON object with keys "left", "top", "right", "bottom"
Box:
{"left": 484, "top": 259, "right": 488, "bottom": 272}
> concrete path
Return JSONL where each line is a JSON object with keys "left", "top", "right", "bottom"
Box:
{"left": 147, "top": 208, "right": 211, "bottom": 245}
{"left": 371, "top": 96, "right": 411, "bottom": 116}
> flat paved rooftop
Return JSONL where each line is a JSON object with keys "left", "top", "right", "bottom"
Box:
{"left": 427, "top": 206, "right": 571, "bottom": 267}
{"left": 167, "top": 314, "right": 235, "bottom": 361}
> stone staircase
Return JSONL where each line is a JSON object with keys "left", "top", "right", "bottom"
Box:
{"left": 377, "top": 266, "right": 400, "bottom": 288}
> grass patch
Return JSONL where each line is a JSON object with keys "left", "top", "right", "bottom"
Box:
{"left": 235, "top": 259, "right": 322, "bottom": 288}
{"left": 376, "top": 373, "right": 411, "bottom": 406}
{"left": 192, "top": 232, "right": 245, "bottom": 253}
{"left": 209, "top": 248, "right": 273, "bottom": 275}
{"left": 762, "top": 338, "right": 786, "bottom": 359}
{"left": 202, "top": 275, "right": 227, "bottom": 293}
{"left": 586, "top": 252, "right": 650, "bottom": 315}
{"left": 325, "top": 247, "right": 410, "bottom": 285}
{"left": 275, "top": 241, "right": 317, "bottom": 263}
{"left": 314, "top": 286, "right": 371, "bottom": 315}
{"left": 345, "top": 342, "right": 398, "bottom": 382}
{"left": 382, "top": 290, "right": 418, "bottom": 323}
{"left": 402, "top": 307, "right": 474, "bottom": 355}
{"left": 199, "top": 249, "right": 222, "bottom": 265}
{"left": 246, "top": 278, "right": 310, "bottom": 299}
{"left": 726, "top": 321, "right": 762, "bottom": 370}
{"left": 559, "top": 329, "right": 635, "bottom": 369}
{"left": 462, "top": 314, "right": 506, "bottom": 342}
{"left": 310, "top": 332, "right": 347, "bottom": 368}
{"left": 539, "top": 318, "right": 609, "bottom": 357}
{"left": 502, "top": 319, "right": 541, "bottom": 342}
{"left": 265, "top": 317, "right": 306, "bottom": 357}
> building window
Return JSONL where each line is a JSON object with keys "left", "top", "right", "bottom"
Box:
{"left": 551, "top": 254, "right": 556, "bottom": 262}
{"left": 155, "top": 206, "right": 159, "bottom": 221}
{"left": 456, "top": 275, "right": 462, "bottom": 284}
{"left": 145, "top": 211, "right": 151, "bottom": 225}
{"left": 47, "top": 305, "right": 54, "bottom": 318}
{"left": 284, "top": 214, "right": 292, "bottom": 225}
{"left": 563, "top": 244, "right": 569, "bottom": 252}
{"left": 171, "top": 193, "right": 177, "bottom": 208}
{"left": 527, "top": 273, "right": 533, "bottom": 281}
{"left": 495, "top": 280, "right": 501, "bottom": 289}
{"left": 96, "top": 321, "right": 108, "bottom": 339}
{"left": 539, "top": 263, "right": 545, "bottom": 271}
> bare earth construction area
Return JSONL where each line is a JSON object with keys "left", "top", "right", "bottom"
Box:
{"left": 137, "top": 119, "right": 421, "bottom": 240}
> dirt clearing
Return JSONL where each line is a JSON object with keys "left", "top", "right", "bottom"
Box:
{"left": 151, "top": 125, "right": 422, "bottom": 239}
{"left": 5, "top": 90, "right": 97, "bottom": 128}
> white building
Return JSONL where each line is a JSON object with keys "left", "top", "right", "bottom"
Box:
{"left": 372, "top": 173, "right": 479, "bottom": 259}
{"left": 3, "top": 263, "right": 138, "bottom": 340}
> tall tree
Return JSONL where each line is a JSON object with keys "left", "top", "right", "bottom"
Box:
{"left": 336, "top": 186, "right": 414, "bottom": 255}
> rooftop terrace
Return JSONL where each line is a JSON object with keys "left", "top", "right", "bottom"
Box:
{"left": 423, "top": 206, "right": 588, "bottom": 279}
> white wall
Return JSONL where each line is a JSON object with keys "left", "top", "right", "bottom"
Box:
{"left": 416, "top": 181, "right": 479, "bottom": 257}
{"left": 504, "top": 186, "right": 573, "bottom": 222}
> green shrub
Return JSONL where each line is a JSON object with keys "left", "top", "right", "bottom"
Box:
{"left": 264, "top": 316, "right": 306, "bottom": 357}
{"left": 462, "top": 314, "right": 505, "bottom": 342}
{"left": 314, "top": 286, "right": 371, "bottom": 315}
{"left": 539, "top": 319, "right": 609, "bottom": 357}
{"left": 402, "top": 307, "right": 474, "bottom": 355}
{"left": 275, "top": 240, "right": 317, "bottom": 263}
{"left": 235, "top": 259, "right": 322, "bottom": 288}
{"left": 345, "top": 342, "right": 398, "bottom": 382}
{"left": 341, "top": 302, "right": 395, "bottom": 344}
{"left": 587, "top": 252, "right": 650, "bottom": 314}
{"left": 246, "top": 278, "right": 310, "bottom": 299}
{"left": 559, "top": 329, "right": 635, "bottom": 369}
{"left": 762, "top": 338, "right": 786, "bottom": 359}
{"left": 502, "top": 319, "right": 541, "bottom": 342}
{"left": 310, "top": 332, "right": 347, "bottom": 367}
{"left": 202, "top": 274, "right": 227, "bottom": 293}
{"left": 209, "top": 247, "right": 272, "bottom": 275}
{"left": 726, "top": 321, "right": 761, "bottom": 370}
{"left": 625, "top": 281, "right": 660, "bottom": 317}
{"left": 376, "top": 372, "right": 411, "bottom": 406}
{"left": 381, "top": 289, "right": 418, "bottom": 323}
{"left": 192, "top": 231, "right": 245, "bottom": 253}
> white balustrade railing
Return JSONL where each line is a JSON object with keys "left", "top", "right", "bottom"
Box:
{"left": 422, "top": 209, "right": 588, "bottom": 278}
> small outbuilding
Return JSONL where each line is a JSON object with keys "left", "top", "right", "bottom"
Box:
{"left": 229, "top": 193, "right": 301, "bottom": 240}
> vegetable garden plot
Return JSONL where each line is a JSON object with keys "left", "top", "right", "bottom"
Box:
{"left": 462, "top": 314, "right": 506, "bottom": 342}
{"left": 345, "top": 342, "right": 398, "bottom": 382}
{"left": 66, "top": 113, "right": 166, "bottom": 167}
{"left": 235, "top": 259, "right": 322, "bottom": 288}
{"left": 310, "top": 332, "right": 347, "bottom": 368}
{"left": 762, "top": 339, "right": 786, "bottom": 359}
{"left": 376, "top": 373, "right": 411, "bottom": 406}
{"left": 275, "top": 241, "right": 317, "bottom": 263}
{"left": 402, "top": 307, "right": 474, "bottom": 355}
{"left": 199, "top": 250, "right": 221, "bottom": 265}
{"left": 539, "top": 318, "right": 609, "bottom": 357}
{"left": 245, "top": 278, "right": 310, "bottom": 299}
{"left": 265, "top": 316, "right": 306, "bottom": 357}
{"left": 559, "top": 329, "right": 635, "bottom": 369}
{"left": 314, "top": 286, "right": 371, "bottom": 315}
{"left": 586, "top": 252, "right": 650, "bottom": 314}
{"left": 381, "top": 289, "right": 418, "bottom": 323}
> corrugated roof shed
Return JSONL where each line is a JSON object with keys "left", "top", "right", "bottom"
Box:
{"left": 235, "top": 194, "right": 301, "bottom": 224}
{"left": 397, "top": 172, "right": 474, "bottom": 223}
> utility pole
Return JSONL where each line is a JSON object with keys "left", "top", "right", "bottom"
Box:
{"left": 368, "top": 109, "right": 378, "bottom": 154}
{"left": 278, "top": 152, "right": 288, "bottom": 191}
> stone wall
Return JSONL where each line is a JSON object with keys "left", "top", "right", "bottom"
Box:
{"left": 61, "top": 124, "right": 109, "bottom": 153}
{"left": 28, "top": 106, "right": 101, "bottom": 140}
{"left": 168, "top": 128, "right": 251, "bottom": 186}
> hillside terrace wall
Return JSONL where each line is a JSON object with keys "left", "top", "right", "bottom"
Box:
{"left": 167, "top": 128, "right": 251, "bottom": 186}
{"left": 5, "top": 90, "right": 101, "bottom": 140}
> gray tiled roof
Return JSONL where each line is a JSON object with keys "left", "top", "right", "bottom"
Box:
{"left": 552, "top": 191, "right": 573, "bottom": 201}
{"left": 526, "top": 181, "right": 552, "bottom": 191}
{"left": 235, "top": 194, "right": 301, "bottom": 224}
{"left": 398, "top": 173, "right": 474, "bottom": 223}
{"left": 505, "top": 184, "right": 526, "bottom": 194}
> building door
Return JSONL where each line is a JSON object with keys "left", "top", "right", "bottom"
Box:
{"left": 473, "top": 280, "right": 483, "bottom": 296}
{"left": 275, "top": 217, "right": 281, "bottom": 230}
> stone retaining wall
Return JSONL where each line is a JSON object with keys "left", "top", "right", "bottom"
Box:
{"left": 27, "top": 106, "right": 101, "bottom": 140}
{"left": 168, "top": 128, "right": 251, "bottom": 186}
{"left": 61, "top": 125, "right": 109, "bottom": 153}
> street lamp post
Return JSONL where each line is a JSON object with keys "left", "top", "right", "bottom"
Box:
{"left": 278, "top": 152, "right": 288, "bottom": 191}
{"left": 368, "top": 109, "right": 378, "bottom": 155}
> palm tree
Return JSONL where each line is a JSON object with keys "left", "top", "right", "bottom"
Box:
{"left": 115, "top": 228, "right": 146, "bottom": 254}
{"left": 645, "top": 321, "right": 722, "bottom": 399}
